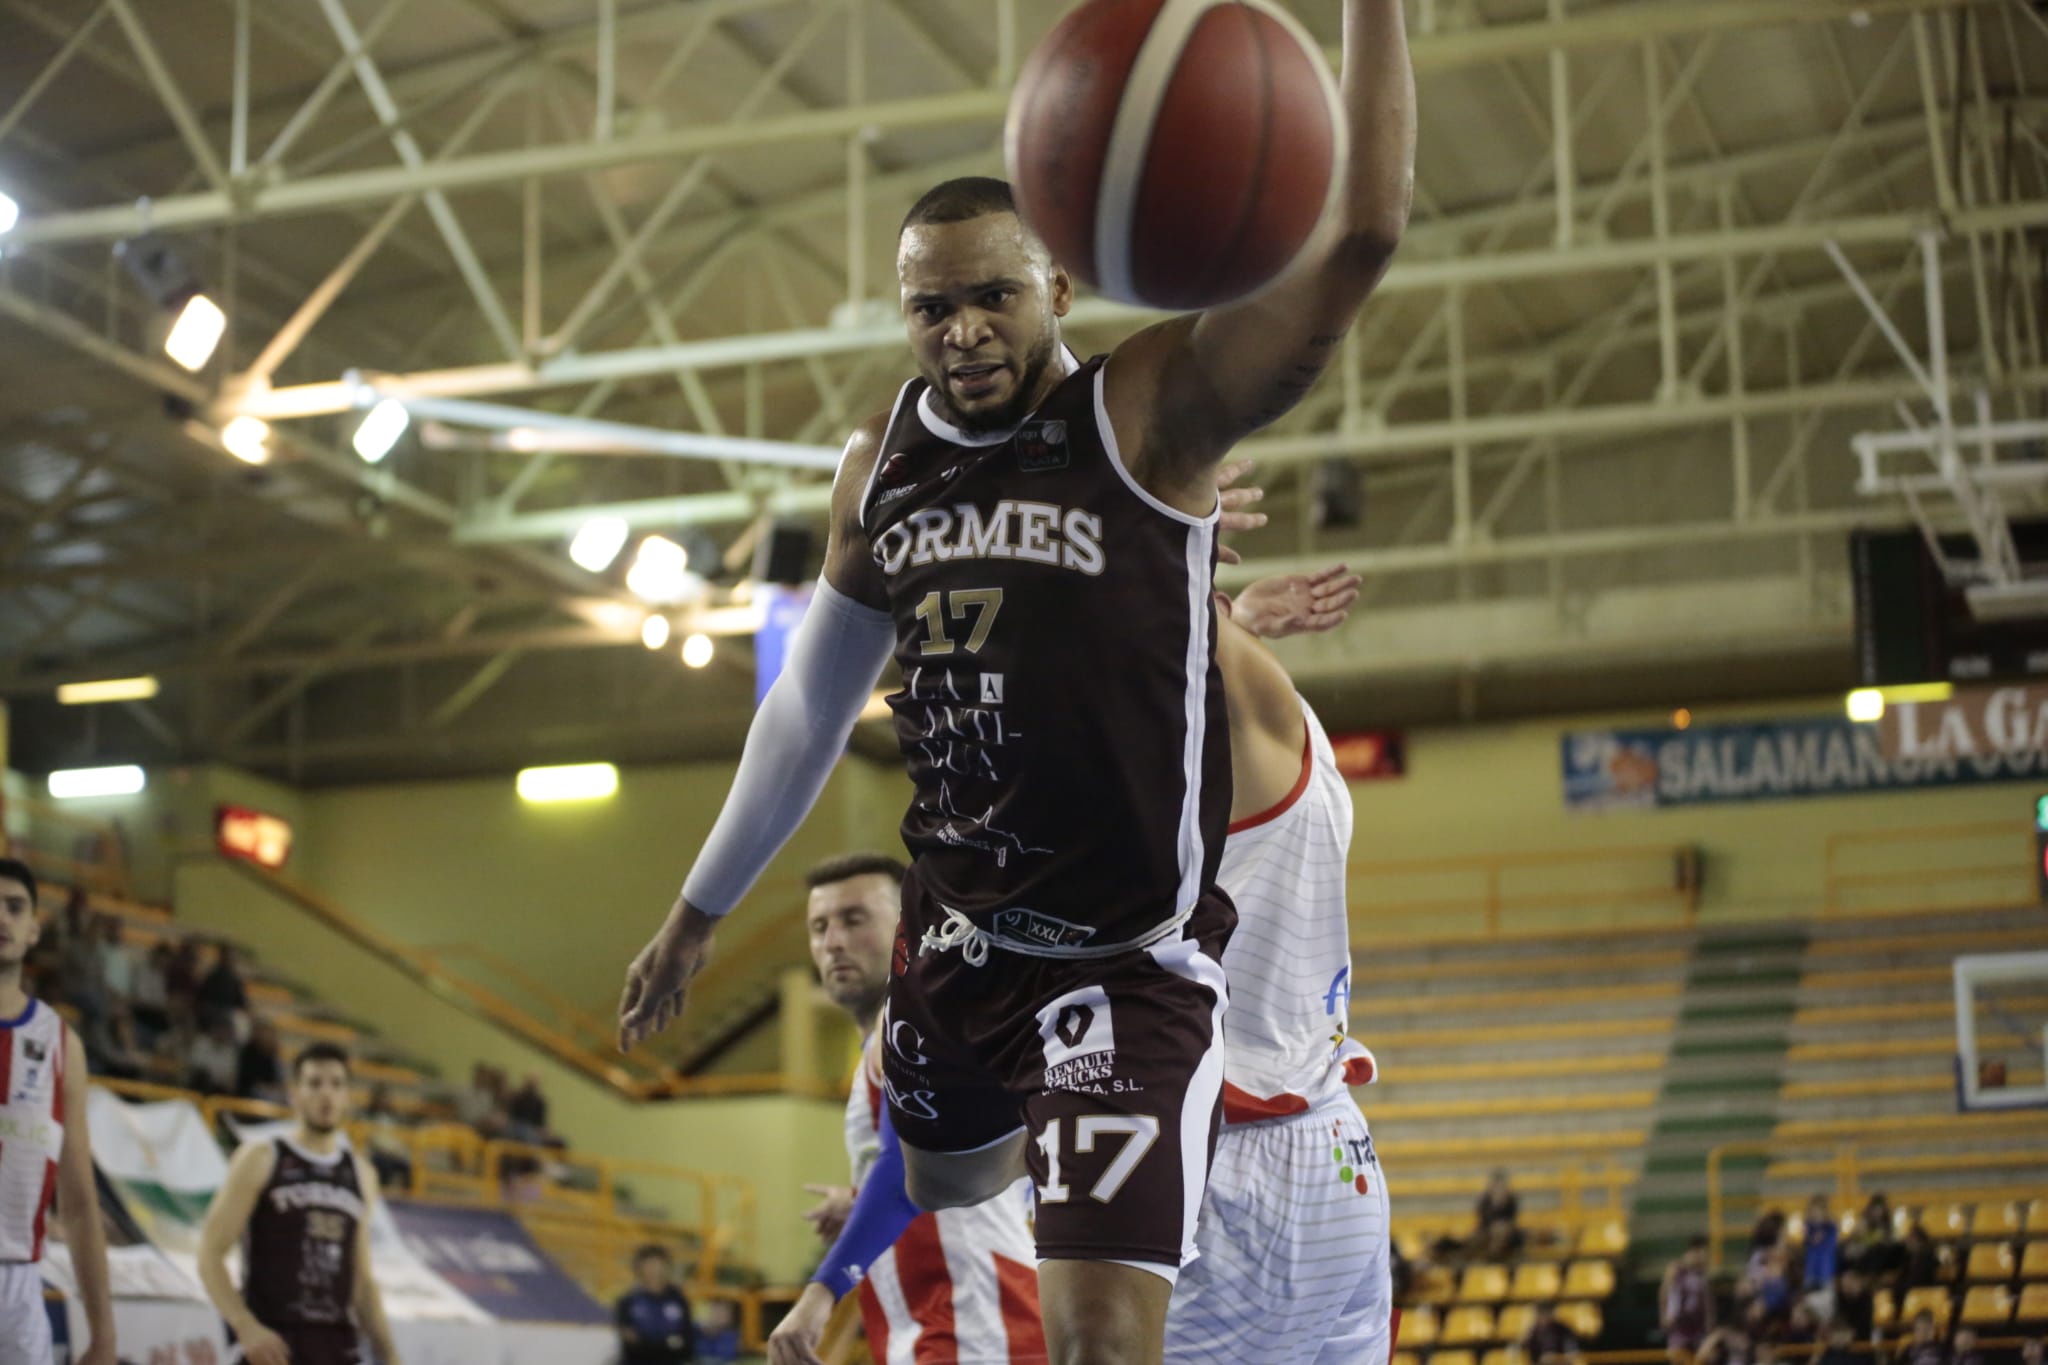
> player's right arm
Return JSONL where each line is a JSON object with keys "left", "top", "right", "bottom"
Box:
{"left": 618, "top": 415, "right": 897, "bottom": 1052}
{"left": 198, "top": 1141, "right": 291, "bottom": 1365}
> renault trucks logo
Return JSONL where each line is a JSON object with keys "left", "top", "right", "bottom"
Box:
{"left": 1016, "top": 420, "right": 1069, "bottom": 472}
{"left": 1038, "top": 987, "right": 1115, "bottom": 1093}
{"left": 1054, "top": 1004, "right": 1094, "bottom": 1049}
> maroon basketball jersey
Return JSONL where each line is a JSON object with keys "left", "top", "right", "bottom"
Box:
{"left": 243, "top": 1137, "right": 363, "bottom": 1330}
{"left": 859, "top": 350, "right": 1232, "bottom": 952}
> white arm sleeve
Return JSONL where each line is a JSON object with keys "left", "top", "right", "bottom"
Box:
{"left": 681, "top": 577, "right": 896, "bottom": 917}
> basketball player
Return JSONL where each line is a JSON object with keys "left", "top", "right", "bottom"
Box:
{"left": 770, "top": 852, "right": 1042, "bottom": 1364}
{"left": 0, "top": 857, "right": 116, "bottom": 1365}
{"left": 197, "top": 1043, "right": 400, "bottom": 1365}
{"left": 619, "top": 5, "right": 1413, "bottom": 1358}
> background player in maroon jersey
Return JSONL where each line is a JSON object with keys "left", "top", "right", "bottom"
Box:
{"left": 621, "top": 6, "right": 1413, "bottom": 1360}
{"left": 198, "top": 1044, "right": 400, "bottom": 1365}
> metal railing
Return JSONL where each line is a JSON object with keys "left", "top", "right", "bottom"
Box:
{"left": 1348, "top": 844, "right": 1700, "bottom": 940}
{"left": 1822, "top": 821, "right": 2035, "bottom": 916}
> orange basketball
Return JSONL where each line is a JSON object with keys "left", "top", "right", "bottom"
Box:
{"left": 1004, "top": 0, "right": 1345, "bottom": 312}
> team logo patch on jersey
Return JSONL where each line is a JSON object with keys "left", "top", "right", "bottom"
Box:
{"left": 1016, "top": 420, "right": 1069, "bottom": 472}
{"left": 22, "top": 1038, "right": 45, "bottom": 1063}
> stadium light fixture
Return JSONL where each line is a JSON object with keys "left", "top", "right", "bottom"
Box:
{"left": 516, "top": 763, "right": 618, "bottom": 803}
{"left": 0, "top": 191, "right": 18, "bottom": 235}
{"left": 1845, "top": 688, "right": 1885, "bottom": 723}
{"left": 681, "top": 633, "right": 714, "bottom": 669}
{"left": 569, "top": 517, "right": 630, "bottom": 573}
{"left": 57, "top": 676, "right": 159, "bottom": 706}
{"left": 48, "top": 765, "right": 146, "bottom": 799}
{"left": 220, "top": 415, "right": 272, "bottom": 464}
{"left": 163, "top": 293, "right": 226, "bottom": 371}
{"left": 352, "top": 398, "right": 409, "bottom": 463}
{"left": 626, "top": 535, "right": 690, "bottom": 603}
{"left": 641, "top": 614, "right": 672, "bottom": 650}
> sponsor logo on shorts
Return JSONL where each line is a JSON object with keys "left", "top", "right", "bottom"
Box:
{"left": 1038, "top": 987, "right": 1125, "bottom": 1093}
{"left": 1329, "top": 1121, "right": 1379, "bottom": 1196}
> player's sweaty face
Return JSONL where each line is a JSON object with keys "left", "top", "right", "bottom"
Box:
{"left": 293, "top": 1061, "right": 352, "bottom": 1133}
{"left": 806, "top": 874, "right": 901, "bottom": 1018}
{"left": 0, "top": 881, "right": 38, "bottom": 967}
{"left": 899, "top": 213, "right": 1071, "bottom": 433}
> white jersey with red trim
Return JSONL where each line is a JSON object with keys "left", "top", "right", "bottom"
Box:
{"left": 1213, "top": 697, "right": 1376, "bottom": 1125}
{"left": 841, "top": 1040, "right": 1046, "bottom": 1365}
{"left": 0, "top": 1001, "right": 66, "bottom": 1263}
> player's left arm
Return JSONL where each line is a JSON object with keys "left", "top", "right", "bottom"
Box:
{"left": 1109, "top": 0, "right": 1415, "bottom": 500}
{"left": 351, "top": 1155, "right": 402, "bottom": 1365}
{"left": 57, "top": 1030, "right": 117, "bottom": 1365}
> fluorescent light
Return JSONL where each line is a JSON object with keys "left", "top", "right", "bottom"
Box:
{"left": 48, "top": 765, "right": 146, "bottom": 799}
{"left": 57, "top": 676, "right": 159, "bottom": 706}
{"left": 1881, "top": 681, "right": 1953, "bottom": 704}
{"left": 1846, "top": 688, "right": 1885, "bottom": 723}
{"left": 681, "top": 633, "right": 714, "bottom": 669}
{"left": 0, "top": 192, "right": 18, "bottom": 235}
{"left": 163, "top": 294, "right": 226, "bottom": 370}
{"left": 515, "top": 763, "right": 618, "bottom": 803}
{"left": 352, "top": 398, "right": 409, "bottom": 463}
{"left": 641, "top": 614, "right": 671, "bottom": 650}
{"left": 569, "top": 517, "right": 630, "bottom": 573}
{"left": 221, "top": 415, "right": 271, "bottom": 464}
{"left": 626, "top": 535, "right": 690, "bottom": 603}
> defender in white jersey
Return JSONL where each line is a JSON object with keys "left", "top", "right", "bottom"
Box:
{"left": 774, "top": 854, "right": 1045, "bottom": 1365}
{"left": 0, "top": 859, "right": 115, "bottom": 1365}
{"left": 1161, "top": 591, "right": 1393, "bottom": 1365}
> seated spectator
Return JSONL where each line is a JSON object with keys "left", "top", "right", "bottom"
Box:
{"left": 187, "top": 1016, "right": 239, "bottom": 1095}
{"left": 1833, "top": 1268, "right": 1876, "bottom": 1341}
{"left": 1950, "top": 1327, "right": 1983, "bottom": 1365}
{"left": 1698, "top": 1325, "right": 1754, "bottom": 1365}
{"left": 1815, "top": 1318, "right": 1859, "bottom": 1365}
{"left": 1848, "top": 1194, "right": 1903, "bottom": 1282}
{"left": 507, "top": 1074, "right": 549, "bottom": 1143}
{"left": 236, "top": 1020, "right": 285, "bottom": 1103}
{"left": 57, "top": 907, "right": 107, "bottom": 1026}
{"left": 130, "top": 942, "right": 172, "bottom": 1044}
{"left": 1902, "top": 1312, "right": 1946, "bottom": 1365}
{"left": 363, "top": 1087, "right": 415, "bottom": 1192}
{"left": 1524, "top": 1302, "right": 1584, "bottom": 1365}
{"left": 2024, "top": 1338, "right": 2044, "bottom": 1365}
{"left": 1899, "top": 1223, "right": 1943, "bottom": 1290}
{"left": 84, "top": 999, "right": 146, "bottom": 1082}
{"left": 1743, "top": 1245, "right": 1793, "bottom": 1333}
{"left": 695, "top": 1299, "right": 739, "bottom": 1364}
{"left": 1662, "top": 1236, "right": 1716, "bottom": 1365}
{"left": 457, "top": 1063, "right": 508, "bottom": 1138}
{"left": 615, "top": 1245, "right": 695, "bottom": 1364}
{"left": 1802, "top": 1195, "right": 1840, "bottom": 1316}
{"left": 166, "top": 941, "right": 203, "bottom": 1029}
{"left": 1751, "top": 1210, "right": 1788, "bottom": 1256}
{"left": 94, "top": 916, "right": 134, "bottom": 1000}
{"left": 197, "top": 944, "right": 250, "bottom": 1033}
{"left": 1475, "top": 1169, "right": 1524, "bottom": 1260}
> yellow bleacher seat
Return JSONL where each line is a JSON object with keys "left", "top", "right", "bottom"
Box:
{"left": 1496, "top": 1305, "right": 1538, "bottom": 1344}
{"left": 1929, "top": 1204, "right": 1972, "bottom": 1239}
{"left": 1510, "top": 1264, "right": 1562, "bottom": 1301}
{"left": 1393, "top": 1353, "right": 1421, "bottom": 1365}
{"left": 1966, "top": 1244, "right": 2015, "bottom": 1281}
{"left": 1413, "top": 1267, "right": 1458, "bottom": 1306}
{"left": 1404, "top": 1308, "right": 1441, "bottom": 1348}
{"left": 1482, "top": 1349, "right": 1528, "bottom": 1365}
{"left": 1899, "top": 1287, "right": 1953, "bottom": 1329}
{"left": 1961, "top": 1287, "right": 2014, "bottom": 1327}
{"left": 1398, "top": 1231, "right": 1427, "bottom": 1263}
{"left": 1433, "top": 1351, "right": 1480, "bottom": 1365}
{"left": 2027, "top": 1199, "right": 2048, "bottom": 1235}
{"left": 2023, "top": 1242, "right": 2048, "bottom": 1279}
{"left": 1442, "top": 1307, "right": 1498, "bottom": 1347}
{"left": 1562, "top": 1261, "right": 1616, "bottom": 1301}
{"left": 1558, "top": 1302, "right": 1603, "bottom": 1339}
{"left": 1976, "top": 1203, "right": 2025, "bottom": 1238}
{"left": 1579, "top": 1221, "right": 1628, "bottom": 1258}
{"left": 2018, "top": 1284, "right": 2048, "bottom": 1321}
{"left": 1873, "top": 1291, "right": 1897, "bottom": 1330}
{"left": 1461, "top": 1266, "right": 1511, "bottom": 1304}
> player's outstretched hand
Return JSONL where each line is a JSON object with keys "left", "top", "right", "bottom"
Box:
{"left": 767, "top": 1282, "right": 835, "bottom": 1365}
{"left": 802, "top": 1184, "right": 856, "bottom": 1242}
{"left": 618, "top": 899, "right": 719, "bottom": 1052}
{"left": 238, "top": 1324, "right": 291, "bottom": 1365}
{"left": 1214, "top": 458, "right": 1268, "bottom": 565}
{"left": 1229, "top": 564, "right": 1362, "bottom": 639}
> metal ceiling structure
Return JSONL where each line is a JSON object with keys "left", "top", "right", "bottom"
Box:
{"left": 2, "top": 0, "right": 2046, "bottom": 783}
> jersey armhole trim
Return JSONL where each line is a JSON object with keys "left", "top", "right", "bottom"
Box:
{"left": 1226, "top": 723, "right": 1315, "bottom": 835}
{"left": 1092, "top": 363, "right": 1220, "bottom": 529}
{"left": 857, "top": 378, "right": 922, "bottom": 523}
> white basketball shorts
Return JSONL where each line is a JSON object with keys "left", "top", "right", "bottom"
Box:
{"left": 0, "top": 1263, "right": 54, "bottom": 1365}
{"left": 1164, "top": 1097, "right": 1393, "bottom": 1365}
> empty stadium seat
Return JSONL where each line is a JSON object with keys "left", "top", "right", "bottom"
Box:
{"left": 2023, "top": 1242, "right": 2048, "bottom": 1279}
{"left": 1579, "top": 1221, "right": 1628, "bottom": 1257}
{"left": 1961, "top": 1287, "right": 2014, "bottom": 1327}
{"left": 1899, "top": 1287, "right": 1953, "bottom": 1329}
{"left": 1966, "top": 1244, "right": 2015, "bottom": 1281}
{"left": 1404, "top": 1309, "right": 1441, "bottom": 1349}
{"left": 1442, "top": 1307, "right": 1498, "bottom": 1346}
{"left": 2018, "top": 1284, "right": 2048, "bottom": 1322}
{"left": 1975, "top": 1203, "right": 2025, "bottom": 1238}
{"left": 2027, "top": 1199, "right": 2048, "bottom": 1236}
{"left": 1433, "top": 1351, "right": 1480, "bottom": 1365}
{"left": 1482, "top": 1349, "right": 1528, "bottom": 1365}
{"left": 1510, "top": 1264, "right": 1562, "bottom": 1301}
{"left": 1558, "top": 1302, "right": 1603, "bottom": 1339}
{"left": 1393, "top": 1353, "right": 1421, "bottom": 1365}
{"left": 1496, "top": 1305, "right": 1538, "bottom": 1344}
{"left": 1413, "top": 1267, "right": 1458, "bottom": 1306}
{"left": 1929, "top": 1204, "right": 1971, "bottom": 1239}
{"left": 1562, "top": 1261, "right": 1616, "bottom": 1300}
{"left": 1461, "top": 1267, "right": 1511, "bottom": 1304}
{"left": 1873, "top": 1292, "right": 1897, "bottom": 1330}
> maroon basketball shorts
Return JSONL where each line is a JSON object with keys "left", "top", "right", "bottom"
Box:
{"left": 880, "top": 884, "right": 1236, "bottom": 1275}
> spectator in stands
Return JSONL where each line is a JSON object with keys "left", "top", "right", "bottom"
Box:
{"left": 2023, "top": 1338, "right": 2044, "bottom": 1365}
{"left": 1950, "top": 1327, "right": 1983, "bottom": 1365}
{"left": 1476, "top": 1169, "right": 1524, "bottom": 1260}
{"left": 506, "top": 1074, "right": 549, "bottom": 1142}
{"left": 1815, "top": 1318, "right": 1859, "bottom": 1365}
{"left": 84, "top": 998, "right": 146, "bottom": 1082}
{"left": 615, "top": 1245, "right": 695, "bottom": 1364}
{"left": 457, "top": 1063, "right": 508, "bottom": 1138}
{"left": 1847, "top": 1194, "right": 1903, "bottom": 1282}
{"left": 1751, "top": 1210, "right": 1788, "bottom": 1256}
{"left": 236, "top": 1019, "right": 285, "bottom": 1103}
{"left": 1899, "top": 1223, "right": 1943, "bottom": 1290}
{"left": 1833, "top": 1268, "right": 1876, "bottom": 1342}
{"left": 1525, "top": 1302, "right": 1585, "bottom": 1365}
{"left": 363, "top": 1088, "right": 414, "bottom": 1192}
{"left": 188, "top": 1014, "right": 239, "bottom": 1095}
{"left": 166, "top": 939, "right": 203, "bottom": 1031}
{"left": 57, "top": 902, "right": 107, "bottom": 1025}
{"left": 694, "top": 1300, "right": 739, "bottom": 1364}
{"left": 1803, "top": 1195, "right": 1841, "bottom": 1316}
{"left": 197, "top": 943, "right": 250, "bottom": 1033}
{"left": 1903, "top": 1311, "right": 1946, "bottom": 1365}
{"left": 130, "top": 941, "right": 171, "bottom": 1045}
{"left": 1744, "top": 1245, "right": 1793, "bottom": 1332}
{"left": 1663, "top": 1237, "right": 1716, "bottom": 1364}
{"left": 1698, "top": 1325, "right": 1754, "bottom": 1365}
{"left": 93, "top": 916, "right": 133, "bottom": 999}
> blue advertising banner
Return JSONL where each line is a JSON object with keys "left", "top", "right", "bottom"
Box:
{"left": 386, "top": 1202, "right": 606, "bottom": 1325}
{"left": 1561, "top": 715, "right": 2048, "bottom": 812}
{"left": 754, "top": 584, "right": 813, "bottom": 706}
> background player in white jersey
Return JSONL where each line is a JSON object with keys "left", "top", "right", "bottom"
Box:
{"left": 0, "top": 858, "right": 115, "bottom": 1365}
{"left": 772, "top": 853, "right": 1044, "bottom": 1365}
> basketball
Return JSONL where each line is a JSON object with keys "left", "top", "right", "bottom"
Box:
{"left": 1004, "top": 0, "right": 1347, "bottom": 311}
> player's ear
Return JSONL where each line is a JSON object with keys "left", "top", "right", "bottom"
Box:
{"left": 1049, "top": 263, "right": 1073, "bottom": 318}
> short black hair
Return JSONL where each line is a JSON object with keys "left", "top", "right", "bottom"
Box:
{"left": 900, "top": 176, "right": 1019, "bottom": 237}
{"left": 633, "top": 1244, "right": 672, "bottom": 1266}
{"left": 0, "top": 858, "right": 37, "bottom": 907}
{"left": 292, "top": 1042, "right": 352, "bottom": 1078}
{"left": 806, "top": 851, "right": 908, "bottom": 890}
